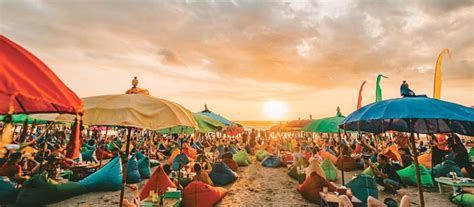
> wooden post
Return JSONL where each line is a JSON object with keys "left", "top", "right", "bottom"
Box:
{"left": 338, "top": 128, "right": 345, "bottom": 185}
{"left": 408, "top": 119, "right": 425, "bottom": 207}
{"left": 119, "top": 127, "right": 132, "bottom": 207}
{"left": 98, "top": 126, "right": 109, "bottom": 168}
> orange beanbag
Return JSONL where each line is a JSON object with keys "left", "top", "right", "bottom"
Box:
{"left": 336, "top": 156, "right": 357, "bottom": 171}
{"left": 182, "top": 181, "right": 228, "bottom": 207}
{"left": 418, "top": 152, "right": 432, "bottom": 169}
{"left": 95, "top": 148, "right": 113, "bottom": 160}
{"left": 223, "top": 158, "right": 239, "bottom": 172}
{"left": 167, "top": 149, "right": 181, "bottom": 165}
{"left": 140, "top": 166, "right": 177, "bottom": 200}
{"left": 297, "top": 172, "right": 337, "bottom": 203}
{"left": 320, "top": 151, "right": 337, "bottom": 164}
{"left": 384, "top": 145, "right": 401, "bottom": 163}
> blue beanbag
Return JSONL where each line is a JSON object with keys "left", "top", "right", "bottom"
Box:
{"left": 262, "top": 156, "right": 282, "bottom": 168}
{"left": 229, "top": 145, "right": 238, "bottom": 154}
{"left": 209, "top": 162, "right": 238, "bottom": 186}
{"left": 346, "top": 174, "right": 378, "bottom": 207}
{"left": 81, "top": 148, "right": 97, "bottom": 162}
{"left": 172, "top": 154, "right": 190, "bottom": 171}
{"left": 137, "top": 157, "right": 151, "bottom": 179}
{"left": 127, "top": 155, "right": 141, "bottom": 184}
{"left": 79, "top": 156, "right": 122, "bottom": 191}
{"left": 0, "top": 176, "right": 17, "bottom": 203}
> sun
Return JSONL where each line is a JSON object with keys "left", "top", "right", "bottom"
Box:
{"left": 262, "top": 101, "right": 288, "bottom": 120}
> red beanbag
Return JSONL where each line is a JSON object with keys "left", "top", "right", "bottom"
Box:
{"left": 140, "top": 166, "right": 177, "bottom": 200}
{"left": 95, "top": 148, "right": 113, "bottom": 159}
{"left": 297, "top": 172, "right": 337, "bottom": 203}
{"left": 182, "top": 181, "right": 228, "bottom": 207}
{"left": 280, "top": 153, "right": 294, "bottom": 165}
{"left": 223, "top": 158, "right": 238, "bottom": 172}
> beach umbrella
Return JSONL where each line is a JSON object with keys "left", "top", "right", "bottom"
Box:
{"left": 157, "top": 113, "right": 225, "bottom": 134}
{"left": 302, "top": 108, "right": 345, "bottom": 133}
{"left": 79, "top": 93, "right": 197, "bottom": 207}
{"left": 198, "top": 104, "right": 233, "bottom": 126}
{"left": 341, "top": 97, "right": 474, "bottom": 207}
{"left": 0, "top": 35, "right": 83, "bottom": 115}
{"left": 0, "top": 114, "right": 48, "bottom": 124}
{"left": 286, "top": 119, "right": 313, "bottom": 129}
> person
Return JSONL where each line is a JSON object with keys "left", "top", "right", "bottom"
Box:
{"left": 400, "top": 81, "right": 415, "bottom": 97}
{"left": 371, "top": 154, "right": 403, "bottom": 194}
{"left": 447, "top": 134, "right": 474, "bottom": 178}
{"left": 399, "top": 148, "right": 412, "bottom": 169}
{"left": 221, "top": 147, "right": 233, "bottom": 160}
{"left": 366, "top": 195, "right": 412, "bottom": 207}
{"left": 192, "top": 163, "right": 213, "bottom": 185}
{"left": 417, "top": 141, "right": 427, "bottom": 154}
{"left": 0, "top": 152, "right": 30, "bottom": 183}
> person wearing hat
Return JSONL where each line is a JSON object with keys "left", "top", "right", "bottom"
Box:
{"left": 0, "top": 152, "right": 30, "bottom": 183}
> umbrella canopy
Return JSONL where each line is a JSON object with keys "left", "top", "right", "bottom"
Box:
{"left": 81, "top": 94, "right": 198, "bottom": 130}
{"left": 302, "top": 108, "right": 345, "bottom": 133}
{"left": 198, "top": 104, "right": 233, "bottom": 126}
{"left": 0, "top": 114, "right": 48, "bottom": 124}
{"left": 0, "top": 35, "right": 83, "bottom": 115}
{"left": 157, "top": 113, "right": 225, "bottom": 134}
{"left": 341, "top": 97, "right": 474, "bottom": 136}
{"left": 286, "top": 119, "right": 312, "bottom": 128}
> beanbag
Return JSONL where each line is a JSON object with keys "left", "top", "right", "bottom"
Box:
{"left": 320, "top": 159, "right": 338, "bottom": 181}
{"left": 297, "top": 172, "right": 337, "bottom": 203}
{"left": 280, "top": 153, "right": 294, "bottom": 165}
{"left": 305, "top": 159, "right": 326, "bottom": 179}
{"left": 209, "top": 162, "right": 238, "bottom": 186}
{"left": 336, "top": 156, "right": 357, "bottom": 171}
{"left": 431, "top": 160, "right": 464, "bottom": 178}
{"left": 217, "top": 146, "right": 225, "bottom": 156}
{"left": 320, "top": 150, "right": 337, "bottom": 164}
{"left": 244, "top": 144, "right": 254, "bottom": 155}
{"left": 182, "top": 146, "right": 197, "bottom": 160}
{"left": 0, "top": 176, "right": 17, "bottom": 203}
{"left": 222, "top": 158, "right": 238, "bottom": 172}
{"left": 167, "top": 148, "right": 181, "bottom": 165}
{"left": 384, "top": 145, "right": 401, "bottom": 163}
{"left": 135, "top": 152, "right": 146, "bottom": 160}
{"left": 362, "top": 167, "right": 375, "bottom": 177}
{"left": 140, "top": 166, "right": 177, "bottom": 200}
{"left": 233, "top": 150, "right": 252, "bottom": 166}
{"left": 172, "top": 154, "right": 190, "bottom": 171}
{"left": 126, "top": 155, "right": 141, "bottom": 184}
{"left": 469, "top": 148, "right": 474, "bottom": 160}
{"left": 288, "top": 158, "right": 309, "bottom": 180}
{"left": 182, "top": 181, "right": 227, "bottom": 207}
{"left": 262, "top": 156, "right": 282, "bottom": 168}
{"left": 397, "top": 163, "right": 433, "bottom": 187}
{"left": 451, "top": 193, "right": 474, "bottom": 206}
{"left": 346, "top": 174, "right": 378, "bottom": 207}
{"left": 137, "top": 157, "right": 151, "bottom": 179}
{"left": 16, "top": 173, "right": 86, "bottom": 206}
{"left": 229, "top": 145, "right": 238, "bottom": 154}
{"left": 418, "top": 152, "right": 432, "bottom": 169}
{"left": 95, "top": 148, "right": 113, "bottom": 160}
{"left": 256, "top": 149, "right": 270, "bottom": 161}
{"left": 79, "top": 156, "right": 122, "bottom": 191}
{"left": 150, "top": 159, "right": 160, "bottom": 168}
{"left": 353, "top": 144, "right": 362, "bottom": 155}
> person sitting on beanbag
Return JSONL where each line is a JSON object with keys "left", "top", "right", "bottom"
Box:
{"left": 193, "top": 163, "right": 213, "bottom": 186}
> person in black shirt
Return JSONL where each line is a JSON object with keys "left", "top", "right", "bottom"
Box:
{"left": 447, "top": 134, "right": 474, "bottom": 178}
{"left": 371, "top": 154, "right": 403, "bottom": 194}
{"left": 399, "top": 148, "right": 412, "bottom": 169}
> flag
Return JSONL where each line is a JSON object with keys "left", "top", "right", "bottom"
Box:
{"left": 357, "top": 81, "right": 367, "bottom": 109}
{"left": 66, "top": 116, "right": 82, "bottom": 159}
{"left": 376, "top": 74, "right": 388, "bottom": 102}
{"left": 433, "top": 48, "right": 450, "bottom": 99}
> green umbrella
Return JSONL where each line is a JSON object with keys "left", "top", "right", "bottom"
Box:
{"left": 157, "top": 113, "right": 225, "bottom": 134}
{"left": 302, "top": 107, "right": 345, "bottom": 133}
{"left": 0, "top": 114, "right": 48, "bottom": 124}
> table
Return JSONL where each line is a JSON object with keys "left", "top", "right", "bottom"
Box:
{"left": 320, "top": 192, "right": 362, "bottom": 207}
{"left": 140, "top": 197, "right": 181, "bottom": 207}
{"left": 435, "top": 177, "right": 474, "bottom": 194}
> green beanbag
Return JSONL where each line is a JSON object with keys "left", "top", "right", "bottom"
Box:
{"left": 469, "top": 148, "right": 474, "bottom": 160}
{"left": 321, "top": 159, "right": 338, "bottom": 181}
{"left": 79, "top": 156, "right": 122, "bottom": 191}
{"left": 0, "top": 176, "right": 18, "bottom": 204}
{"left": 233, "top": 151, "right": 252, "bottom": 166}
{"left": 451, "top": 193, "right": 474, "bottom": 206}
{"left": 397, "top": 163, "right": 433, "bottom": 187}
{"left": 362, "top": 167, "right": 375, "bottom": 177}
{"left": 256, "top": 150, "right": 270, "bottom": 161}
{"left": 137, "top": 157, "right": 151, "bottom": 179}
{"left": 135, "top": 152, "right": 146, "bottom": 160}
{"left": 346, "top": 174, "right": 378, "bottom": 207}
{"left": 16, "top": 173, "right": 86, "bottom": 206}
{"left": 150, "top": 159, "right": 160, "bottom": 168}
{"left": 288, "top": 158, "right": 309, "bottom": 180}
{"left": 431, "top": 160, "right": 464, "bottom": 178}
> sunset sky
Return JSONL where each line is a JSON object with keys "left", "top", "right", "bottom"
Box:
{"left": 1, "top": 0, "right": 473, "bottom": 121}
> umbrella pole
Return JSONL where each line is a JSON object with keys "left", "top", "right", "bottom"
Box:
{"left": 99, "top": 126, "right": 109, "bottom": 168}
{"left": 408, "top": 119, "right": 425, "bottom": 207}
{"left": 337, "top": 129, "right": 345, "bottom": 185}
{"left": 119, "top": 127, "right": 132, "bottom": 207}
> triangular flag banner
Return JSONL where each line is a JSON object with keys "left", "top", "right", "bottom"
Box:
{"left": 375, "top": 74, "right": 388, "bottom": 102}
{"left": 433, "top": 48, "right": 450, "bottom": 99}
{"left": 357, "top": 81, "right": 367, "bottom": 109}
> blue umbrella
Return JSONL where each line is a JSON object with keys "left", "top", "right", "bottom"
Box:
{"left": 341, "top": 97, "right": 474, "bottom": 135}
{"left": 340, "top": 97, "right": 474, "bottom": 207}
{"left": 198, "top": 104, "right": 233, "bottom": 126}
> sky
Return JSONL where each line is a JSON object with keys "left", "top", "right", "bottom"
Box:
{"left": 1, "top": 0, "right": 473, "bottom": 121}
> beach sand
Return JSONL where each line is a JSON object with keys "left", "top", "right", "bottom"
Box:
{"left": 51, "top": 158, "right": 456, "bottom": 207}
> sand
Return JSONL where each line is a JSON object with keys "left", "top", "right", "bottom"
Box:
{"left": 50, "top": 157, "right": 457, "bottom": 207}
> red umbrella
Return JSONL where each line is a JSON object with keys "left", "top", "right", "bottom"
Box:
{"left": 0, "top": 35, "right": 83, "bottom": 115}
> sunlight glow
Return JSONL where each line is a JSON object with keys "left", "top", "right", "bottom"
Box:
{"left": 262, "top": 101, "right": 288, "bottom": 120}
